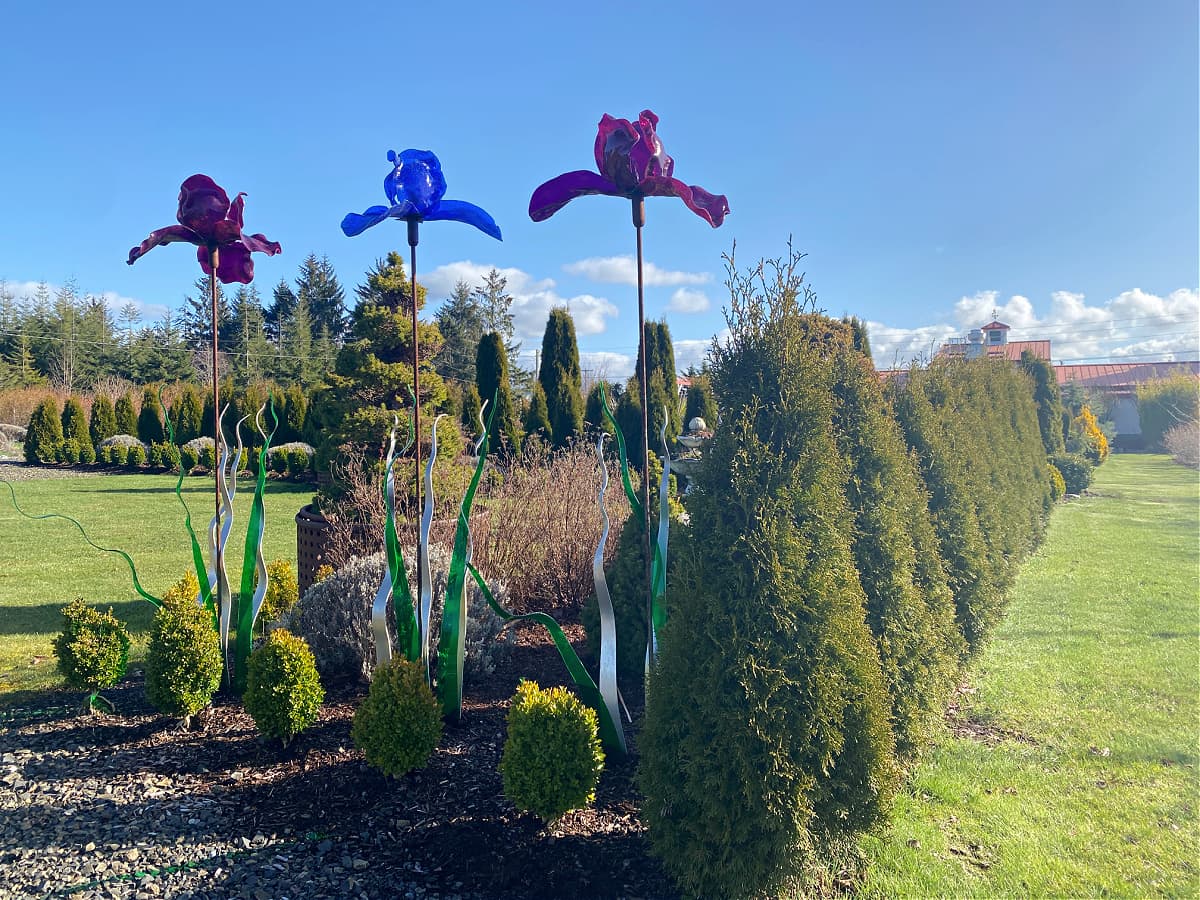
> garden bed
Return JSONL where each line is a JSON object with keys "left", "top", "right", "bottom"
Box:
{"left": 0, "top": 625, "right": 672, "bottom": 899}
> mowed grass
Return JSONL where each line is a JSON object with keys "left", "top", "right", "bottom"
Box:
{"left": 858, "top": 453, "right": 1199, "bottom": 897}
{"left": 0, "top": 470, "right": 310, "bottom": 698}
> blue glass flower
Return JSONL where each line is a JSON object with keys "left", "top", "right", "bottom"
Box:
{"left": 341, "top": 149, "right": 502, "bottom": 241}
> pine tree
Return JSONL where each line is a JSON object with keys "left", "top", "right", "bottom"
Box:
{"left": 283, "top": 293, "right": 315, "bottom": 386}
{"left": 89, "top": 396, "right": 117, "bottom": 446}
{"left": 475, "top": 332, "right": 522, "bottom": 456}
{"left": 297, "top": 254, "right": 347, "bottom": 343}
{"left": 536, "top": 309, "right": 584, "bottom": 448}
{"left": 434, "top": 280, "right": 486, "bottom": 385}
{"left": 181, "top": 276, "right": 231, "bottom": 349}
{"left": 523, "top": 382, "right": 551, "bottom": 442}
{"left": 137, "top": 386, "right": 165, "bottom": 445}
{"left": 228, "top": 284, "right": 272, "bottom": 382}
{"left": 265, "top": 278, "right": 297, "bottom": 345}
{"left": 114, "top": 391, "right": 138, "bottom": 436}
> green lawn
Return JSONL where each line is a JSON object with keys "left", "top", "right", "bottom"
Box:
{"left": 0, "top": 470, "right": 310, "bottom": 698}
{"left": 858, "top": 453, "right": 1200, "bottom": 897}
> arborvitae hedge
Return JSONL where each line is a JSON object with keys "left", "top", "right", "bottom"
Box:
{"left": 24, "top": 398, "right": 63, "bottom": 464}
{"left": 89, "top": 396, "right": 117, "bottom": 447}
{"left": 813, "top": 317, "right": 963, "bottom": 762}
{"left": 114, "top": 391, "right": 137, "bottom": 437}
{"left": 460, "top": 382, "right": 482, "bottom": 433}
{"left": 1020, "top": 350, "right": 1065, "bottom": 455}
{"left": 61, "top": 397, "right": 92, "bottom": 460}
{"left": 137, "top": 386, "right": 165, "bottom": 445}
{"left": 1136, "top": 374, "right": 1199, "bottom": 450}
{"left": 537, "top": 309, "right": 584, "bottom": 448}
{"left": 475, "top": 331, "right": 522, "bottom": 455}
{"left": 172, "top": 385, "right": 204, "bottom": 445}
{"left": 639, "top": 268, "right": 897, "bottom": 899}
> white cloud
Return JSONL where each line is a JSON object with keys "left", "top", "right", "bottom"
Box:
{"left": 421, "top": 261, "right": 620, "bottom": 347}
{"left": 580, "top": 351, "right": 634, "bottom": 382}
{"left": 563, "top": 256, "right": 712, "bottom": 288}
{"left": 868, "top": 286, "right": 1200, "bottom": 366}
{"left": 667, "top": 288, "right": 711, "bottom": 314}
{"left": 2, "top": 279, "right": 167, "bottom": 323}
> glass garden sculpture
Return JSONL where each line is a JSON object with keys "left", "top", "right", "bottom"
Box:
{"left": 343, "top": 149, "right": 502, "bottom": 700}
{"left": 128, "top": 174, "right": 282, "bottom": 691}
{"left": 530, "top": 110, "right": 727, "bottom": 675}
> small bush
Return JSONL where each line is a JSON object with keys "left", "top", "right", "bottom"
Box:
{"left": 148, "top": 443, "right": 163, "bottom": 468}
{"left": 145, "top": 592, "right": 222, "bottom": 721}
{"left": 259, "top": 558, "right": 300, "bottom": 626}
{"left": 59, "top": 438, "right": 80, "bottom": 465}
{"left": 352, "top": 656, "right": 442, "bottom": 776}
{"left": 271, "top": 449, "right": 289, "bottom": 474}
{"left": 287, "top": 448, "right": 311, "bottom": 479}
{"left": 1164, "top": 421, "right": 1199, "bottom": 468}
{"left": 179, "top": 444, "right": 199, "bottom": 472}
{"left": 1050, "top": 452, "right": 1093, "bottom": 494}
{"left": 24, "top": 398, "right": 63, "bottom": 464}
{"left": 243, "top": 630, "right": 324, "bottom": 746}
{"left": 126, "top": 443, "right": 147, "bottom": 468}
{"left": 53, "top": 599, "right": 130, "bottom": 709}
{"left": 158, "top": 442, "right": 181, "bottom": 470}
{"left": 199, "top": 444, "right": 216, "bottom": 471}
{"left": 1047, "top": 463, "right": 1066, "bottom": 501}
{"left": 109, "top": 444, "right": 128, "bottom": 466}
{"left": 500, "top": 680, "right": 604, "bottom": 822}
{"left": 78, "top": 442, "right": 96, "bottom": 465}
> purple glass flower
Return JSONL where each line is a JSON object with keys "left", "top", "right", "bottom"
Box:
{"left": 341, "top": 149, "right": 502, "bottom": 241}
{"left": 127, "top": 174, "right": 281, "bottom": 284}
{"left": 529, "top": 110, "right": 729, "bottom": 227}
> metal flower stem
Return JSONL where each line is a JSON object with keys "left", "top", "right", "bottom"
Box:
{"left": 632, "top": 197, "right": 653, "bottom": 677}
{"left": 407, "top": 217, "right": 424, "bottom": 665}
{"left": 209, "top": 246, "right": 225, "bottom": 685}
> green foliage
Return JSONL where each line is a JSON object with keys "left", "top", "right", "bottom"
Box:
{"left": 682, "top": 372, "right": 718, "bottom": 429}
{"left": 179, "top": 444, "right": 199, "bottom": 472}
{"left": 88, "top": 396, "right": 117, "bottom": 447}
{"left": 636, "top": 320, "right": 682, "bottom": 445}
{"left": 352, "top": 657, "right": 443, "bottom": 777}
{"left": 78, "top": 441, "right": 96, "bottom": 465}
{"left": 286, "top": 448, "right": 310, "bottom": 478}
{"left": 24, "top": 397, "right": 62, "bottom": 464}
{"left": 1135, "top": 374, "right": 1199, "bottom": 450}
{"left": 500, "top": 680, "right": 604, "bottom": 822}
{"left": 537, "top": 308, "right": 584, "bottom": 448}
{"left": 61, "top": 396, "right": 92, "bottom": 459}
{"left": 639, "top": 251, "right": 898, "bottom": 899}
{"left": 582, "top": 513, "right": 653, "bottom": 691}
{"left": 53, "top": 599, "right": 130, "bottom": 696}
{"left": 137, "top": 386, "right": 165, "bottom": 445}
{"left": 243, "top": 630, "right": 324, "bottom": 745}
{"left": 108, "top": 444, "right": 128, "bottom": 466}
{"left": 59, "top": 438, "right": 80, "bottom": 464}
{"left": 475, "top": 332, "right": 522, "bottom": 455}
{"left": 114, "top": 391, "right": 138, "bottom": 437}
{"left": 460, "top": 382, "right": 482, "bottom": 433}
{"left": 281, "top": 383, "right": 307, "bottom": 443}
{"left": 171, "top": 384, "right": 204, "bottom": 445}
{"left": 818, "top": 316, "right": 963, "bottom": 762}
{"left": 145, "top": 592, "right": 222, "bottom": 719}
{"left": 259, "top": 558, "right": 299, "bottom": 624}
{"left": 1049, "top": 452, "right": 1093, "bottom": 494}
{"left": 583, "top": 381, "right": 616, "bottom": 436}
{"left": 199, "top": 442, "right": 216, "bottom": 470}
{"left": 126, "top": 443, "right": 147, "bottom": 468}
{"left": 1020, "top": 350, "right": 1065, "bottom": 455}
{"left": 523, "top": 382, "right": 552, "bottom": 442}
{"left": 1047, "top": 462, "right": 1066, "bottom": 501}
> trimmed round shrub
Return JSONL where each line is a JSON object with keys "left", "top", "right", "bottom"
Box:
{"left": 199, "top": 443, "right": 216, "bottom": 471}
{"left": 259, "top": 558, "right": 299, "bottom": 626}
{"left": 287, "top": 448, "right": 311, "bottom": 479}
{"left": 53, "top": 599, "right": 130, "bottom": 708}
{"left": 126, "top": 443, "right": 147, "bottom": 468}
{"left": 270, "top": 449, "right": 289, "bottom": 474}
{"left": 1050, "top": 452, "right": 1093, "bottom": 494}
{"left": 179, "top": 444, "right": 199, "bottom": 472}
{"left": 147, "top": 443, "right": 164, "bottom": 468}
{"left": 500, "top": 680, "right": 604, "bottom": 822}
{"left": 78, "top": 441, "right": 96, "bottom": 465}
{"left": 108, "top": 444, "right": 127, "bottom": 466}
{"left": 352, "top": 656, "right": 442, "bottom": 776}
{"left": 1047, "top": 463, "right": 1066, "bottom": 502}
{"left": 243, "top": 630, "right": 324, "bottom": 746}
{"left": 145, "top": 593, "right": 222, "bottom": 721}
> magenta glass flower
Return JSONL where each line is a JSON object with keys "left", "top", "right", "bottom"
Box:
{"left": 127, "top": 174, "right": 281, "bottom": 284}
{"left": 529, "top": 109, "right": 729, "bottom": 227}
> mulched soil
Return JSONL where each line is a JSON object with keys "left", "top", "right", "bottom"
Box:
{"left": 0, "top": 624, "right": 676, "bottom": 900}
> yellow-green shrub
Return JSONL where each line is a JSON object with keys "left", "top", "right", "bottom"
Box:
{"left": 145, "top": 593, "right": 222, "bottom": 720}
{"left": 243, "top": 630, "right": 324, "bottom": 746}
{"left": 1047, "top": 463, "right": 1066, "bottom": 501}
{"left": 500, "top": 680, "right": 604, "bottom": 822}
{"left": 259, "top": 559, "right": 299, "bottom": 625}
{"left": 53, "top": 600, "right": 130, "bottom": 707}
{"left": 352, "top": 657, "right": 442, "bottom": 776}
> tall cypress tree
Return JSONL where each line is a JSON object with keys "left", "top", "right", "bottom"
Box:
{"left": 61, "top": 396, "right": 91, "bottom": 456}
{"left": 523, "top": 382, "right": 552, "bottom": 442}
{"left": 536, "top": 308, "right": 584, "bottom": 448}
{"left": 114, "top": 391, "right": 138, "bottom": 436}
{"left": 88, "top": 396, "right": 117, "bottom": 446}
{"left": 172, "top": 384, "right": 204, "bottom": 445}
{"left": 475, "top": 332, "right": 522, "bottom": 455}
{"left": 137, "top": 385, "right": 165, "bottom": 445}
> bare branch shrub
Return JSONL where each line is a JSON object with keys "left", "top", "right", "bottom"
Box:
{"left": 1164, "top": 421, "right": 1199, "bottom": 468}
{"left": 0, "top": 386, "right": 62, "bottom": 428}
{"left": 471, "top": 437, "right": 630, "bottom": 615}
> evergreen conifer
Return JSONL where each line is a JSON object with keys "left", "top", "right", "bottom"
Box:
{"left": 88, "top": 395, "right": 117, "bottom": 447}
{"left": 114, "top": 391, "right": 137, "bottom": 436}
{"left": 536, "top": 309, "right": 584, "bottom": 448}
{"left": 137, "top": 386, "right": 165, "bottom": 445}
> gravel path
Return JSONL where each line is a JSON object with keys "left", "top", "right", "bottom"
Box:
{"left": 0, "top": 461, "right": 103, "bottom": 482}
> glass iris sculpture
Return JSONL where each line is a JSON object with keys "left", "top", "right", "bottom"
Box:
{"left": 341, "top": 149, "right": 500, "bottom": 716}
{"left": 529, "top": 110, "right": 728, "bottom": 684}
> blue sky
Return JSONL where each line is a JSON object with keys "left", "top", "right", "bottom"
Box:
{"left": 1, "top": 0, "right": 1196, "bottom": 375}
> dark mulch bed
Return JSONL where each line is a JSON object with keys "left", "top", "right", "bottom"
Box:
{"left": 1, "top": 624, "right": 675, "bottom": 899}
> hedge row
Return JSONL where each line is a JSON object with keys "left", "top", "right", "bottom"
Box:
{"left": 638, "top": 270, "right": 1052, "bottom": 898}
